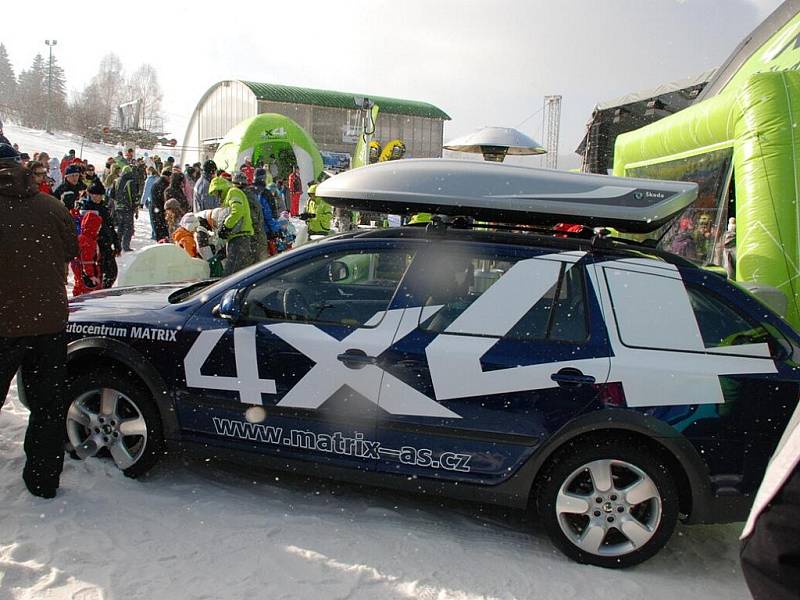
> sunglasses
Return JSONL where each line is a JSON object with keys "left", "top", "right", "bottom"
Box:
{"left": 33, "top": 171, "right": 46, "bottom": 176}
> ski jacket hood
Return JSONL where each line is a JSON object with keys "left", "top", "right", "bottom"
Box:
{"left": 80, "top": 210, "right": 103, "bottom": 239}
{"left": 0, "top": 163, "right": 38, "bottom": 199}
{"left": 222, "top": 186, "right": 253, "bottom": 238}
{"left": 209, "top": 176, "right": 232, "bottom": 197}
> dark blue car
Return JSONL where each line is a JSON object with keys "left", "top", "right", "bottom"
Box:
{"left": 50, "top": 161, "right": 800, "bottom": 568}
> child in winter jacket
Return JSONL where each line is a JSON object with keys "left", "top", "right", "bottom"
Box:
{"left": 172, "top": 213, "right": 200, "bottom": 258}
{"left": 71, "top": 212, "right": 103, "bottom": 296}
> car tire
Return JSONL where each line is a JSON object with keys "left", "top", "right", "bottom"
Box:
{"left": 65, "top": 369, "right": 164, "bottom": 479}
{"left": 536, "top": 436, "right": 679, "bottom": 569}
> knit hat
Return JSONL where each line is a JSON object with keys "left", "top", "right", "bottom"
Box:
{"left": 202, "top": 159, "right": 217, "bottom": 176}
{"left": 65, "top": 164, "right": 82, "bottom": 175}
{"left": 232, "top": 171, "right": 247, "bottom": 186}
{"left": 254, "top": 168, "right": 267, "bottom": 185}
{"left": 87, "top": 181, "right": 105, "bottom": 195}
{"left": 180, "top": 212, "right": 199, "bottom": 232}
{"left": 0, "top": 143, "right": 21, "bottom": 163}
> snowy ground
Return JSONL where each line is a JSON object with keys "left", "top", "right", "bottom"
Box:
{"left": 1, "top": 123, "right": 754, "bottom": 600}
{"left": 3, "top": 122, "right": 177, "bottom": 173}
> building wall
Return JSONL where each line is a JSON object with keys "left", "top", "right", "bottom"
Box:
{"left": 183, "top": 80, "right": 445, "bottom": 165}
{"left": 258, "top": 100, "right": 443, "bottom": 158}
{"left": 199, "top": 81, "right": 258, "bottom": 143}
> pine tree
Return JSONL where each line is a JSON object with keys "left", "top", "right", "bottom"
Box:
{"left": 46, "top": 53, "right": 68, "bottom": 129}
{"left": 0, "top": 43, "right": 17, "bottom": 119}
{"left": 16, "top": 53, "right": 46, "bottom": 128}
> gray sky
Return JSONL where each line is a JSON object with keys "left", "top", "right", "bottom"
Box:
{"left": 2, "top": 0, "right": 785, "bottom": 156}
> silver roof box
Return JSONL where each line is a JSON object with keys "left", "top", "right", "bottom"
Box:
{"left": 316, "top": 159, "right": 698, "bottom": 234}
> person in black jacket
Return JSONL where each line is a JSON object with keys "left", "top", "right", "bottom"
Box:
{"left": 0, "top": 120, "right": 10, "bottom": 146}
{"left": 81, "top": 181, "right": 120, "bottom": 287}
{"left": 0, "top": 144, "right": 78, "bottom": 499}
{"left": 114, "top": 165, "right": 139, "bottom": 252}
{"left": 149, "top": 168, "right": 171, "bottom": 241}
{"left": 740, "top": 407, "right": 800, "bottom": 600}
{"left": 53, "top": 164, "right": 86, "bottom": 210}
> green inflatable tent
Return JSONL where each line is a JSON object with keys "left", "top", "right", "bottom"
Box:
{"left": 612, "top": 5, "right": 800, "bottom": 329}
{"left": 213, "top": 113, "right": 323, "bottom": 205}
{"left": 614, "top": 70, "right": 800, "bottom": 329}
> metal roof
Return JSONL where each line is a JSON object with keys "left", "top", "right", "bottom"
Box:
{"left": 240, "top": 81, "right": 450, "bottom": 120}
{"left": 595, "top": 69, "right": 716, "bottom": 111}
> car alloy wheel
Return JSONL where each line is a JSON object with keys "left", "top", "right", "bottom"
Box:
{"left": 556, "top": 459, "right": 662, "bottom": 557}
{"left": 65, "top": 370, "right": 164, "bottom": 478}
{"left": 537, "top": 436, "right": 679, "bottom": 568}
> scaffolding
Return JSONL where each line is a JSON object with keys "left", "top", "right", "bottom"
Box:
{"left": 542, "top": 95, "right": 562, "bottom": 169}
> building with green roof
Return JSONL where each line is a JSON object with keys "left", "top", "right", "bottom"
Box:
{"left": 181, "top": 80, "right": 450, "bottom": 166}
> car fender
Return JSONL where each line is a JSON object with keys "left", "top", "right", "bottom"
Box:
{"left": 509, "top": 408, "right": 717, "bottom": 523}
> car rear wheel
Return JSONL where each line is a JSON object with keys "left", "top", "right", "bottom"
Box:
{"left": 65, "top": 370, "right": 164, "bottom": 478}
{"left": 536, "top": 436, "right": 679, "bottom": 568}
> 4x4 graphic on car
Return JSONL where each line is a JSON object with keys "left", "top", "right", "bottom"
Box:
{"left": 49, "top": 160, "right": 800, "bottom": 569}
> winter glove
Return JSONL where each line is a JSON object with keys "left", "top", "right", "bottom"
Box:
{"left": 81, "top": 271, "right": 97, "bottom": 289}
{"left": 298, "top": 212, "right": 315, "bottom": 221}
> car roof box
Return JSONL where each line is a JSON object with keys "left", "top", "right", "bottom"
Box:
{"left": 315, "top": 159, "right": 698, "bottom": 233}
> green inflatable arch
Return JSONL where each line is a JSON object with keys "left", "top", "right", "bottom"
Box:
{"left": 213, "top": 113, "right": 323, "bottom": 194}
{"left": 613, "top": 71, "right": 800, "bottom": 328}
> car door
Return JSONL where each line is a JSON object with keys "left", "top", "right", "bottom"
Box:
{"left": 373, "top": 243, "right": 611, "bottom": 484}
{"left": 589, "top": 258, "right": 800, "bottom": 495}
{"left": 177, "top": 242, "right": 417, "bottom": 470}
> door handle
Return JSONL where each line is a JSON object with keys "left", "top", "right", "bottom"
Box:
{"left": 550, "top": 368, "right": 596, "bottom": 387}
{"left": 337, "top": 349, "right": 377, "bottom": 369}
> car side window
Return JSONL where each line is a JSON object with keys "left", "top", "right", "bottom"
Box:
{"left": 415, "top": 251, "right": 588, "bottom": 342}
{"left": 687, "top": 285, "right": 771, "bottom": 349}
{"left": 506, "top": 261, "right": 589, "bottom": 342}
{"left": 240, "top": 249, "right": 414, "bottom": 327}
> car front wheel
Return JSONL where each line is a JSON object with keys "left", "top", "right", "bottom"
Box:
{"left": 536, "top": 436, "right": 679, "bottom": 568}
{"left": 66, "top": 370, "right": 164, "bottom": 478}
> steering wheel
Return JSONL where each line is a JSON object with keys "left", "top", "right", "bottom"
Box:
{"left": 282, "top": 288, "right": 312, "bottom": 321}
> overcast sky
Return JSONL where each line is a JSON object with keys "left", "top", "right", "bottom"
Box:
{"left": 2, "top": 0, "right": 785, "bottom": 157}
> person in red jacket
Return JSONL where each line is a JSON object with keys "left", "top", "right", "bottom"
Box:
{"left": 287, "top": 165, "right": 302, "bottom": 216}
{"left": 59, "top": 149, "right": 81, "bottom": 176}
{"left": 241, "top": 157, "right": 255, "bottom": 185}
{"left": 71, "top": 211, "right": 103, "bottom": 296}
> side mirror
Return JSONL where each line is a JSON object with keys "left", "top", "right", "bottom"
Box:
{"left": 328, "top": 260, "right": 350, "bottom": 282}
{"left": 213, "top": 288, "right": 243, "bottom": 321}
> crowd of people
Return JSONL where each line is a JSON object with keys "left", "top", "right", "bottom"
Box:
{"left": 1, "top": 129, "right": 316, "bottom": 293}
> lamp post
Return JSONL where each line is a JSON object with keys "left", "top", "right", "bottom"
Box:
{"left": 45, "top": 40, "right": 57, "bottom": 134}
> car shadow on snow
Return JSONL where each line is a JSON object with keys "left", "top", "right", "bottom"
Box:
{"left": 133, "top": 448, "right": 747, "bottom": 581}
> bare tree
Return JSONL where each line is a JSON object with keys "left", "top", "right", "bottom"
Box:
{"left": 125, "top": 64, "right": 164, "bottom": 131}
{"left": 69, "top": 82, "right": 108, "bottom": 135}
{"left": 91, "top": 53, "right": 124, "bottom": 126}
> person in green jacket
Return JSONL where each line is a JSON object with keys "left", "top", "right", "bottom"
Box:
{"left": 304, "top": 184, "right": 333, "bottom": 235}
{"left": 209, "top": 175, "right": 254, "bottom": 276}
